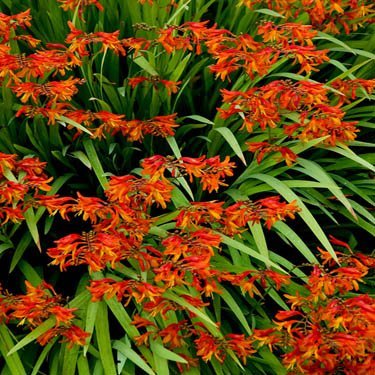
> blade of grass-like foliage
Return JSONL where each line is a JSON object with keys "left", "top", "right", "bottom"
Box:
{"left": 77, "top": 354, "right": 91, "bottom": 375}
{"left": 210, "top": 358, "right": 224, "bottom": 375}
{"left": 30, "top": 340, "right": 57, "bottom": 375}
{"left": 184, "top": 115, "right": 214, "bottom": 125}
{"left": 296, "top": 158, "right": 356, "bottom": 218}
{"left": 273, "top": 222, "right": 318, "bottom": 263}
{"left": 17, "top": 260, "right": 42, "bottom": 285}
{"left": 150, "top": 341, "right": 187, "bottom": 364}
{"left": 267, "top": 289, "right": 289, "bottom": 310}
{"left": 105, "top": 298, "right": 155, "bottom": 365}
{"left": 314, "top": 31, "right": 356, "bottom": 54}
{"left": 167, "top": 0, "right": 191, "bottom": 24}
{"left": 249, "top": 223, "right": 270, "bottom": 268}
{"left": 169, "top": 53, "right": 192, "bottom": 82}
{"left": 336, "top": 206, "right": 375, "bottom": 236}
{"left": 166, "top": 136, "right": 194, "bottom": 200}
{"left": 71, "top": 151, "right": 92, "bottom": 169}
{"left": 7, "top": 318, "right": 56, "bottom": 356}
{"left": 213, "top": 127, "right": 247, "bottom": 166}
{"left": 326, "top": 145, "right": 375, "bottom": 172}
{"left": 9, "top": 233, "right": 32, "bottom": 274}
{"left": 171, "top": 185, "right": 190, "bottom": 207}
{"left": 0, "top": 325, "right": 26, "bottom": 375}
{"left": 23, "top": 207, "right": 41, "bottom": 252}
{"left": 330, "top": 47, "right": 375, "bottom": 59}
{"left": 331, "top": 174, "right": 374, "bottom": 206}
{"left": 219, "top": 234, "right": 285, "bottom": 271}
{"left": 83, "top": 301, "right": 99, "bottom": 356}
{"left": 220, "top": 288, "right": 252, "bottom": 334}
{"left": 258, "top": 347, "right": 287, "bottom": 375}
{"left": 246, "top": 174, "right": 338, "bottom": 262}
{"left": 83, "top": 139, "right": 108, "bottom": 189}
{"left": 95, "top": 302, "right": 117, "bottom": 375}
{"left": 162, "top": 290, "right": 220, "bottom": 333}
{"left": 348, "top": 199, "right": 375, "bottom": 225}
{"left": 58, "top": 116, "right": 93, "bottom": 136}
{"left": 113, "top": 341, "right": 156, "bottom": 375}
{"left": 254, "top": 8, "right": 285, "bottom": 17}
{"left": 62, "top": 343, "right": 79, "bottom": 375}
{"left": 134, "top": 55, "right": 159, "bottom": 76}
{"left": 327, "top": 59, "right": 373, "bottom": 83}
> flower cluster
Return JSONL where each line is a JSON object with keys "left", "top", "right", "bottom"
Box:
{"left": 154, "top": 21, "right": 329, "bottom": 79}
{"left": 0, "top": 152, "right": 52, "bottom": 225}
{"left": 253, "top": 239, "right": 375, "bottom": 374}
{"left": 239, "top": 0, "right": 374, "bottom": 34}
{"left": 128, "top": 76, "right": 181, "bottom": 96}
{"left": 175, "top": 197, "right": 300, "bottom": 234}
{"left": 0, "top": 281, "right": 88, "bottom": 347}
{"left": 219, "top": 78, "right": 375, "bottom": 160}
{"left": 141, "top": 154, "right": 236, "bottom": 193}
{"left": 130, "top": 316, "right": 255, "bottom": 367}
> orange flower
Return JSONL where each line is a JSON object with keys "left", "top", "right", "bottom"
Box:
{"left": 34, "top": 194, "right": 73, "bottom": 220}
{"left": 122, "top": 114, "right": 179, "bottom": 142}
{"left": 0, "top": 10, "right": 32, "bottom": 43}
{"left": 175, "top": 201, "right": 224, "bottom": 229}
{"left": 0, "top": 206, "right": 25, "bottom": 224}
{"left": 66, "top": 22, "right": 125, "bottom": 55}
{"left": 12, "top": 77, "right": 85, "bottom": 103}
{"left": 60, "top": 325, "right": 90, "bottom": 347}
{"left": 72, "top": 192, "right": 111, "bottom": 223}
{"left": 194, "top": 332, "right": 226, "bottom": 363}
{"left": 106, "top": 174, "right": 173, "bottom": 209}
{"left": 128, "top": 75, "right": 181, "bottom": 95}
{"left": 47, "top": 231, "right": 129, "bottom": 272}
{"left": 159, "top": 322, "right": 187, "bottom": 348}
{"left": 247, "top": 142, "right": 297, "bottom": 166}
{"left": 226, "top": 334, "right": 255, "bottom": 364}
{"left": 58, "top": 0, "right": 104, "bottom": 13}
{"left": 0, "top": 152, "right": 16, "bottom": 175}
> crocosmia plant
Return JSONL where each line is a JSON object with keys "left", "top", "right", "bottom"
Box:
{"left": 0, "top": 0, "right": 374, "bottom": 374}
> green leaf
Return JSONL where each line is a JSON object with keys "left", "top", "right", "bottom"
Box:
{"left": 95, "top": 302, "right": 117, "bottom": 375}
{"left": 213, "top": 127, "right": 247, "bottom": 166}
{"left": 220, "top": 234, "right": 285, "bottom": 271}
{"left": 84, "top": 301, "right": 99, "bottom": 356}
{"left": 273, "top": 222, "right": 318, "bottom": 263}
{"left": 249, "top": 223, "right": 270, "bottom": 267}
{"left": 113, "top": 341, "right": 156, "bottom": 375}
{"left": 150, "top": 341, "right": 187, "bottom": 363}
{"left": 220, "top": 288, "right": 252, "bottom": 334}
{"left": 166, "top": 136, "right": 194, "bottom": 200}
{"left": 328, "top": 145, "right": 375, "bottom": 172}
{"left": 77, "top": 355, "right": 91, "bottom": 375}
{"left": 31, "top": 340, "right": 57, "bottom": 375}
{"left": 71, "top": 151, "right": 92, "bottom": 169}
{"left": 23, "top": 207, "right": 41, "bottom": 251}
{"left": 254, "top": 8, "right": 285, "bottom": 18}
{"left": 133, "top": 56, "right": 158, "bottom": 76}
{"left": 83, "top": 139, "right": 108, "bottom": 189}
{"left": 247, "top": 174, "right": 338, "bottom": 262}
{"left": 184, "top": 115, "right": 214, "bottom": 125}
{"left": 0, "top": 325, "right": 26, "bottom": 375}
{"left": 296, "top": 158, "right": 356, "bottom": 218}
{"left": 58, "top": 115, "right": 93, "bottom": 136}
{"left": 163, "top": 291, "right": 220, "bottom": 334}
{"left": 7, "top": 318, "right": 56, "bottom": 355}
{"left": 62, "top": 343, "right": 79, "bottom": 375}
{"left": 315, "top": 32, "right": 356, "bottom": 54}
